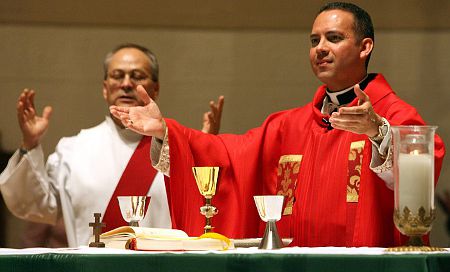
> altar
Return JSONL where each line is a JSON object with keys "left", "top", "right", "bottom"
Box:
{"left": 1, "top": 247, "right": 449, "bottom": 272}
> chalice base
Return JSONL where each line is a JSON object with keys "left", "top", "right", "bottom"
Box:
{"left": 259, "top": 220, "right": 283, "bottom": 250}
{"left": 385, "top": 246, "right": 447, "bottom": 252}
{"left": 204, "top": 225, "right": 214, "bottom": 233}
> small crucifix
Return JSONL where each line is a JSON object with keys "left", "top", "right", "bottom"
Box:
{"left": 89, "top": 213, "right": 106, "bottom": 248}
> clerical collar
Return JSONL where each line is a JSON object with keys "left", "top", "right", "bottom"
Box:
{"left": 326, "top": 85, "right": 355, "bottom": 106}
{"left": 325, "top": 75, "right": 369, "bottom": 106}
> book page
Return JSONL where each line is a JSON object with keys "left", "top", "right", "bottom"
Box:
{"left": 100, "top": 226, "right": 188, "bottom": 239}
{"left": 132, "top": 227, "right": 188, "bottom": 239}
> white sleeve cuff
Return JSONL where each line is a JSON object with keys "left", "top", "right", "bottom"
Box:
{"left": 370, "top": 142, "right": 394, "bottom": 190}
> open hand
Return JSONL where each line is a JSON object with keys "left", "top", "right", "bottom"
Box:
{"left": 329, "top": 84, "right": 381, "bottom": 137}
{"left": 17, "top": 89, "right": 52, "bottom": 150}
{"left": 110, "top": 85, "right": 165, "bottom": 139}
{"left": 201, "top": 96, "right": 224, "bottom": 135}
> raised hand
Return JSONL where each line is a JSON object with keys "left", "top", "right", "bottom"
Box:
{"left": 329, "top": 84, "right": 381, "bottom": 137}
{"left": 109, "top": 85, "right": 165, "bottom": 139}
{"left": 201, "top": 96, "right": 224, "bottom": 135}
{"left": 17, "top": 89, "right": 53, "bottom": 150}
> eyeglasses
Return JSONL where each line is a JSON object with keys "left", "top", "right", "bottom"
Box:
{"left": 107, "top": 69, "right": 151, "bottom": 84}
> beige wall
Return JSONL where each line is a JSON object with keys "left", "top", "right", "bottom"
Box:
{"left": 1, "top": 1, "right": 449, "bottom": 247}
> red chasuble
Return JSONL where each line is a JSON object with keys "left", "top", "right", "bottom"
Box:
{"left": 165, "top": 74, "right": 445, "bottom": 247}
{"left": 102, "top": 136, "right": 158, "bottom": 231}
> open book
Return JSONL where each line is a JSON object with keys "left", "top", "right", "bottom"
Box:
{"left": 94, "top": 226, "right": 233, "bottom": 251}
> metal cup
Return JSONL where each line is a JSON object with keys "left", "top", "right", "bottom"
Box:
{"left": 254, "top": 195, "right": 284, "bottom": 249}
{"left": 117, "top": 196, "right": 148, "bottom": 227}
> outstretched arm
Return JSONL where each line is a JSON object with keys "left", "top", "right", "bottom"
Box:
{"left": 0, "top": 89, "right": 62, "bottom": 229}
{"left": 201, "top": 96, "right": 225, "bottom": 135}
{"left": 109, "top": 85, "right": 166, "bottom": 139}
{"left": 17, "top": 89, "right": 53, "bottom": 150}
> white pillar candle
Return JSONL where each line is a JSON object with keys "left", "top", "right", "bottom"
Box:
{"left": 398, "top": 153, "right": 434, "bottom": 214}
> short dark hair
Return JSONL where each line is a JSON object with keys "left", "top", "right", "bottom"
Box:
{"left": 318, "top": 2, "right": 374, "bottom": 67}
{"left": 103, "top": 43, "right": 159, "bottom": 82}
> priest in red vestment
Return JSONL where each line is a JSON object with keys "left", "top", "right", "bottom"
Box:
{"left": 110, "top": 2, "right": 445, "bottom": 247}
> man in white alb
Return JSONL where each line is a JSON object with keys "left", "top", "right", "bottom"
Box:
{"left": 0, "top": 43, "right": 224, "bottom": 247}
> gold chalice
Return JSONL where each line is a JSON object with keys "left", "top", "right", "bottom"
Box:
{"left": 387, "top": 126, "right": 445, "bottom": 252}
{"left": 192, "top": 167, "right": 219, "bottom": 233}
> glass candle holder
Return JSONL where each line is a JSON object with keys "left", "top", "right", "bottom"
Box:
{"left": 388, "top": 125, "right": 444, "bottom": 252}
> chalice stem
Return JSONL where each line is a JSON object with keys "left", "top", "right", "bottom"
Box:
{"left": 204, "top": 198, "right": 212, "bottom": 233}
{"left": 205, "top": 217, "right": 212, "bottom": 233}
{"left": 407, "top": 235, "right": 424, "bottom": 246}
{"left": 259, "top": 220, "right": 283, "bottom": 249}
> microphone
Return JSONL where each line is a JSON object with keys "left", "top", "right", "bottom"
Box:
{"left": 322, "top": 118, "right": 333, "bottom": 130}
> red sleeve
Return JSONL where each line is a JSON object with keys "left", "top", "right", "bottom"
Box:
{"left": 164, "top": 111, "right": 286, "bottom": 238}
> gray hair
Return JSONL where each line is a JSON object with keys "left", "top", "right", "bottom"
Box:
{"left": 103, "top": 43, "right": 159, "bottom": 82}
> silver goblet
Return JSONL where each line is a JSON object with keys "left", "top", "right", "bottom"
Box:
{"left": 254, "top": 195, "right": 284, "bottom": 250}
{"left": 117, "top": 196, "right": 148, "bottom": 227}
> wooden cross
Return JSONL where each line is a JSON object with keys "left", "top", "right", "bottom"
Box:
{"left": 89, "top": 213, "right": 106, "bottom": 248}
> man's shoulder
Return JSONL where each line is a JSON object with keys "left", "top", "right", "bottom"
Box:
{"left": 271, "top": 104, "right": 312, "bottom": 119}
{"left": 56, "top": 120, "right": 108, "bottom": 148}
{"left": 268, "top": 103, "right": 311, "bottom": 117}
{"left": 369, "top": 74, "right": 416, "bottom": 109}
{"left": 78, "top": 119, "right": 109, "bottom": 136}
{"left": 262, "top": 105, "right": 312, "bottom": 129}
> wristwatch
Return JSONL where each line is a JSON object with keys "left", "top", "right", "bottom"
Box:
{"left": 369, "top": 117, "right": 390, "bottom": 143}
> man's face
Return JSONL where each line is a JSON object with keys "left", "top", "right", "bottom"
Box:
{"left": 309, "top": 10, "right": 366, "bottom": 91}
{"left": 103, "top": 48, "right": 159, "bottom": 107}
